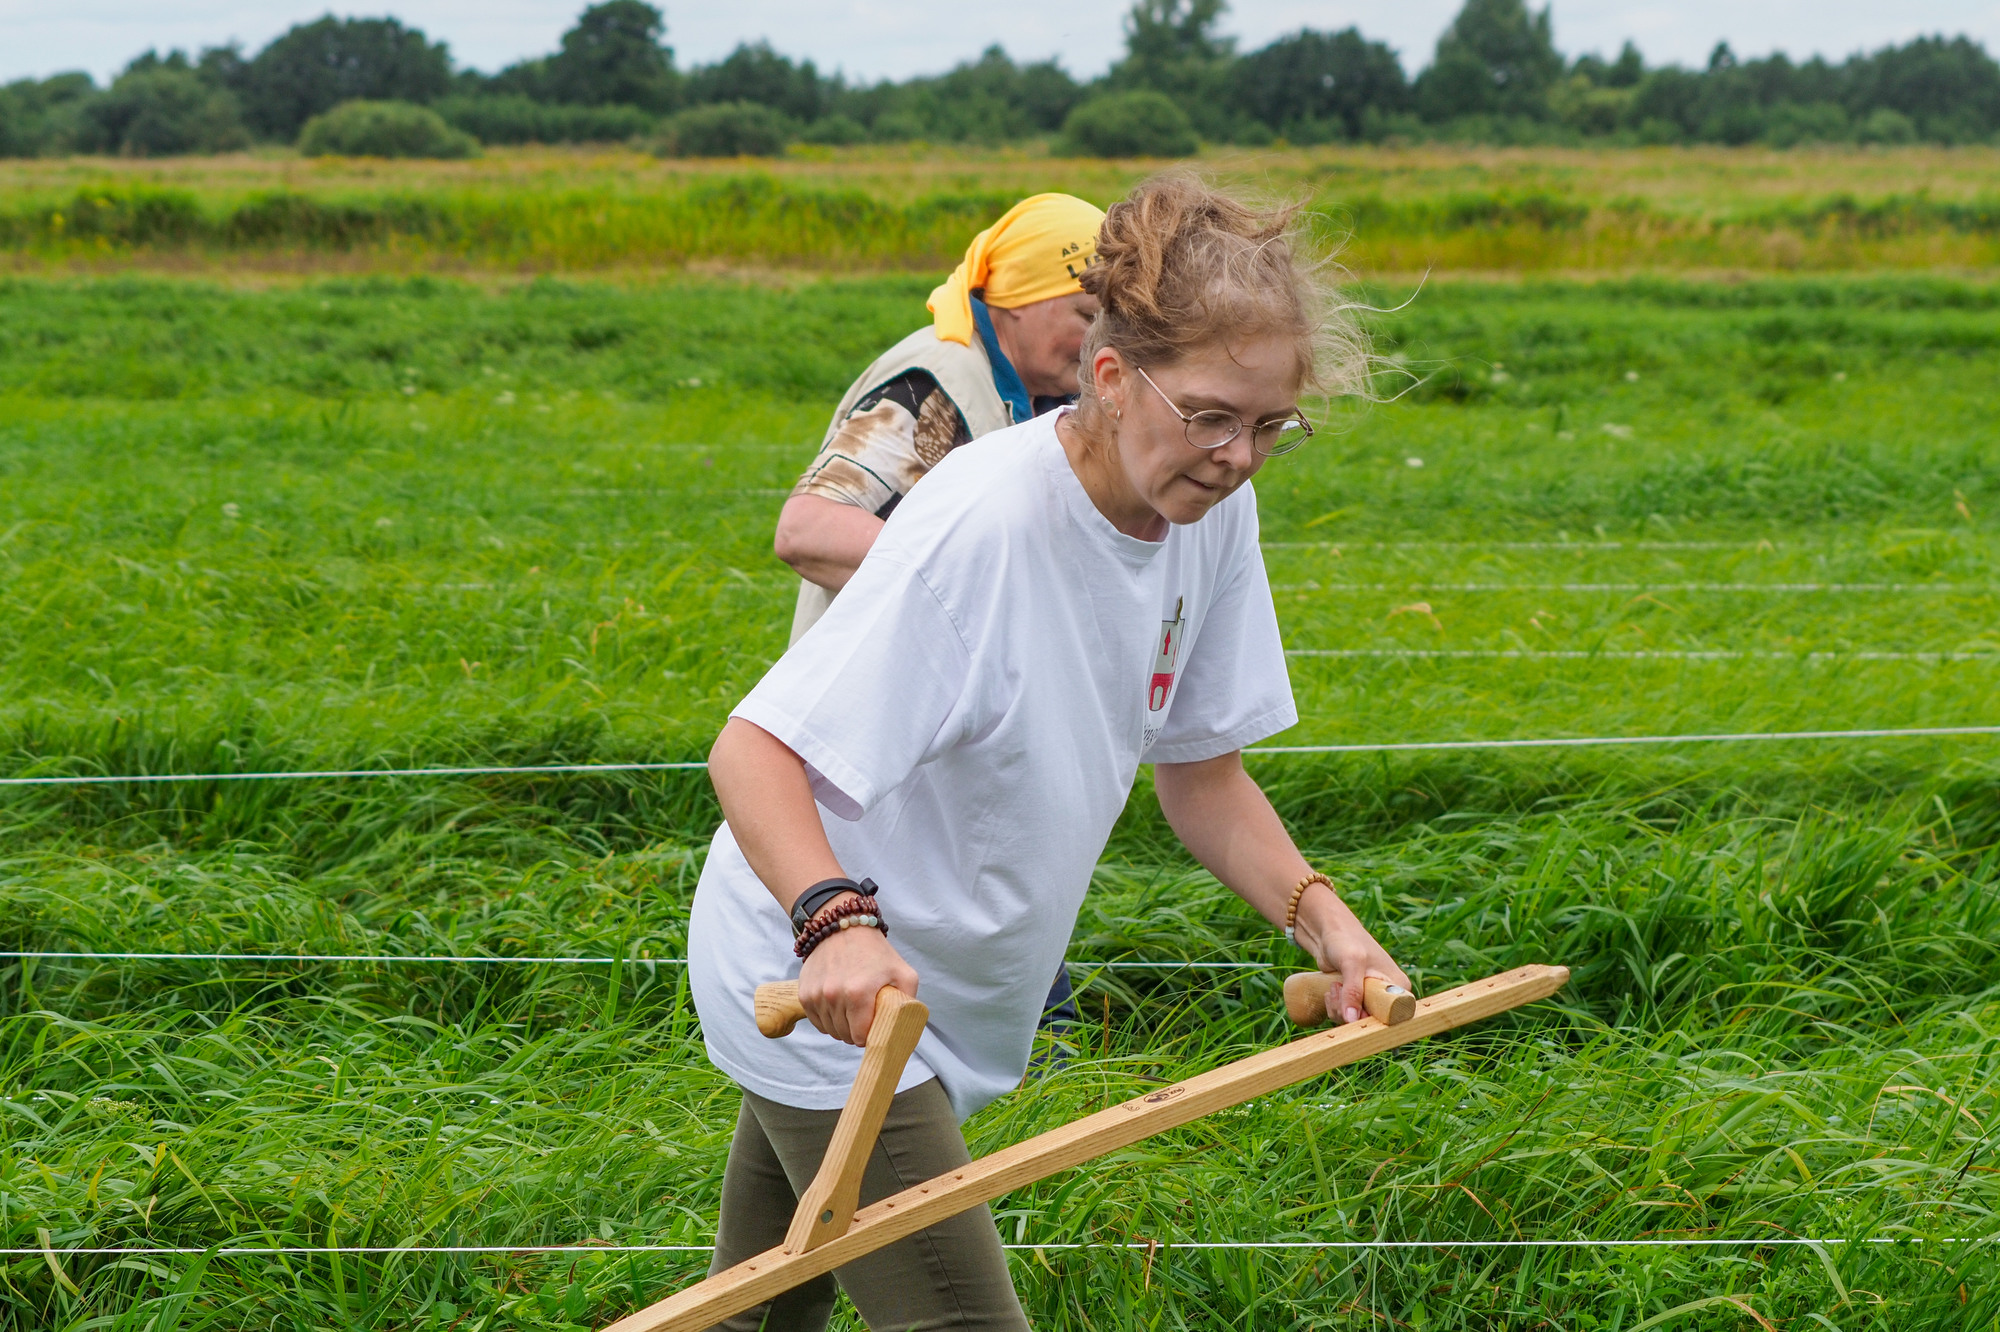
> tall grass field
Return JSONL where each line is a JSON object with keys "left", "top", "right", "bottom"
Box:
{"left": 1, "top": 165, "right": 1997, "bottom": 1329}
{"left": 2, "top": 143, "right": 1999, "bottom": 275}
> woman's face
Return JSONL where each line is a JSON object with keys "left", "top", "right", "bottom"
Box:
{"left": 989, "top": 291, "right": 1101, "bottom": 398}
{"left": 1093, "top": 335, "right": 1301, "bottom": 536}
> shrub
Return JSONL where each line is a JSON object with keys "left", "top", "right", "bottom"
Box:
{"left": 1634, "top": 116, "right": 1684, "bottom": 146}
{"left": 653, "top": 101, "right": 792, "bottom": 157}
{"left": 297, "top": 99, "right": 478, "bottom": 158}
{"left": 867, "top": 111, "right": 928, "bottom": 144}
{"left": 1056, "top": 91, "right": 1197, "bottom": 158}
{"left": 1857, "top": 107, "right": 1919, "bottom": 146}
{"left": 433, "top": 95, "right": 654, "bottom": 145}
{"left": 798, "top": 114, "right": 867, "bottom": 146}
{"left": 1764, "top": 101, "right": 1850, "bottom": 149}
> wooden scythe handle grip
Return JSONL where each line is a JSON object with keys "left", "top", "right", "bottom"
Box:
{"left": 754, "top": 980, "right": 812, "bottom": 1038}
{"left": 1284, "top": 972, "right": 1417, "bottom": 1027}
{"left": 753, "top": 980, "right": 918, "bottom": 1043}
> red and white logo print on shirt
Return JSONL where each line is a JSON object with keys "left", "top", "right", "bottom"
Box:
{"left": 1149, "top": 596, "right": 1185, "bottom": 713}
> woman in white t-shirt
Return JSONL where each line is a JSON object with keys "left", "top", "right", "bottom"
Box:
{"left": 687, "top": 172, "right": 1409, "bottom": 1332}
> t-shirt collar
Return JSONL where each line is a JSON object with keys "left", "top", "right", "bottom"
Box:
{"left": 1044, "top": 408, "right": 1165, "bottom": 566}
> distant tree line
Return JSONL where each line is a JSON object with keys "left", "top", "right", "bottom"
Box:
{"left": 2, "top": 0, "right": 1996, "bottom": 158}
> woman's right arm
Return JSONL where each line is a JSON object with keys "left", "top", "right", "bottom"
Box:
{"left": 708, "top": 717, "right": 919, "bottom": 1045}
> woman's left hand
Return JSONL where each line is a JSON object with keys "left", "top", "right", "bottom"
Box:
{"left": 1150, "top": 752, "right": 1410, "bottom": 1024}
{"left": 1292, "top": 883, "right": 1411, "bottom": 1025}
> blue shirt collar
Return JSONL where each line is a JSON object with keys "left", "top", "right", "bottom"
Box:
{"left": 969, "top": 294, "right": 1034, "bottom": 426}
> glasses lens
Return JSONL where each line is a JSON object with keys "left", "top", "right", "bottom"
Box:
{"left": 1185, "top": 411, "right": 1240, "bottom": 449}
{"left": 1258, "top": 421, "right": 1312, "bottom": 456}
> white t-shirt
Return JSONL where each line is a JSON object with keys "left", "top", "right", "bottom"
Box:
{"left": 688, "top": 411, "right": 1296, "bottom": 1120}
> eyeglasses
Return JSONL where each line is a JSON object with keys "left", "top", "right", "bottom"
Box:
{"left": 1133, "top": 366, "right": 1315, "bottom": 457}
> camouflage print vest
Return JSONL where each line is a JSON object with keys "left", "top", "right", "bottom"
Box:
{"left": 788, "top": 327, "right": 1015, "bottom": 644}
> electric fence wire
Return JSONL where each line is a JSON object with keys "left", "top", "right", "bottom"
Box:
{"left": 1250, "top": 724, "right": 2000, "bottom": 754}
{"left": 7, "top": 726, "right": 1994, "bottom": 966}
{"left": 0, "top": 951, "right": 1267, "bottom": 970}
{"left": 0, "top": 760, "right": 712, "bottom": 787}
{"left": 1260, "top": 541, "right": 1766, "bottom": 550}
{"left": 8, "top": 1237, "right": 1988, "bottom": 1258}
{"left": 1269, "top": 582, "right": 1995, "bottom": 593}
{"left": 4, "top": 723, "right": 1997, "bottom": 787}
{"left": 1286, "top": 649, "right": 2000, "bottom": 661}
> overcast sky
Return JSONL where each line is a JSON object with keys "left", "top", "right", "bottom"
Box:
{"left": 7, "top": 1, "right": 1998, "bottom": 87}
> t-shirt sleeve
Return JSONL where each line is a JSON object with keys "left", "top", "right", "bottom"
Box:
{"left": 732, "top": 555, "right": 974, "bottom": 821}
{"left": 1144, "top": 522, "right": 1296, "bottom": 765}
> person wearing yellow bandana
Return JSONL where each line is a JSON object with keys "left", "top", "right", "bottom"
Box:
{"left": 774, "top": 193, "right": 1105, "bottom": 645}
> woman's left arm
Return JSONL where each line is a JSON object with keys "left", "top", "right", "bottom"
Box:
{"left": 1153, "top": 750, "right": 1409, "bottom": 1025}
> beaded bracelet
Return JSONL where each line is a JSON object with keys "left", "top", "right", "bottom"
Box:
{"left": 795, "top": 899, "right": 859, "bottom": 958}
{"left": 794, "top": 895, "right": 887, "bottom": 961}
{"left": 1284, "top": 872, "right": 1335, "bottom": 947}
{"left": 795, "top": 901, "right": 883, "bottom": 961}
{"left": 806, "top": 894, "right": 879, "bottom": 936}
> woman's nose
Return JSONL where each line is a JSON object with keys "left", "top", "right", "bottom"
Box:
{"left": 1211, "top": 430, "right": 1259, "bottom": 471}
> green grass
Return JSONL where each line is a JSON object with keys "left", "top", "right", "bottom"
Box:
{"left": 0, "top": 271, "right": 1996, "bottom": 1330}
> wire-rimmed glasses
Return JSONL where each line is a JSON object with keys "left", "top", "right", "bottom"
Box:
{"left": 1133, "top": 366, "right": 1315, "bottom": 457}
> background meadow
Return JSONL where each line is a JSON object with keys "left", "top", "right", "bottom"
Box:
{"left": 0, "top": 146, "right": 1997, "bottom": 1331}
{"left": 4, "top": 142, "right": 2000, "bottom": 276}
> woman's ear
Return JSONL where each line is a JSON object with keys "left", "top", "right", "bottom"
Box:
{"left": 1091, "top": 347, "right": 1127, "bottom": 418}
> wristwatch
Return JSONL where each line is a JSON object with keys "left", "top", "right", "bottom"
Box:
{"left": 789, "top": 877, "right": 879, "bottom": 937}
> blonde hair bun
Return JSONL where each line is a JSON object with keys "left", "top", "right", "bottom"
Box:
{"left": 1078, "top": 170, "right": 1368, "bottom": 401}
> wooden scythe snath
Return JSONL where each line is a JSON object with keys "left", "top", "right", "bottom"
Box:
{"left": 600, "top": 963, "right": 1569, "bottom": 1332}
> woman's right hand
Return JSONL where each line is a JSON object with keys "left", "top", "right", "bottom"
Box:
{"left": 797, "top": 920, "right": 920, "bottom": 1046}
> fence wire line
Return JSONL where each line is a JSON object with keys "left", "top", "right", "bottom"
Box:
{"left": 1251, "top": 725, "right": 2000, "bottom": 754}
{"left": 1270, "top": 582, "right": 1991, "bottom": 594}
{"left": 0, "top": 952, "right": 1265, "bottom": 971}
{"left": 1288, "top": 649, "right": 1999, "bottom": 662}
{"left": 1261, "top": 541, "right": 1763, "bottom": 551}
{"left": 4, "top": 723, "right": 1995, "bottom": 788}
{"left": 10, "top": 1237, "right": 1986, "bottom": 1258}
{"left": 0, "top": 761, "right": 711, "bottom": 787}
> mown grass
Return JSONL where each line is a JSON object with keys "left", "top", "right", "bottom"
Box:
{"left": 1, "top": 144, "right": 1998, "bottom": 274}
{"left": 0, "top": 269, "right": 1996, "bottom": 1330}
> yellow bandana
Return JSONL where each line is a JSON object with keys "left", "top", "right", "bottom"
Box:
{"left": 927, "top": 193, "right": 1106, "bottom": 346}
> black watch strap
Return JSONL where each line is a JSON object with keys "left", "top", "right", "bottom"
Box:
{"left": 789, "top": 877, "right": 879, "bottom": 937}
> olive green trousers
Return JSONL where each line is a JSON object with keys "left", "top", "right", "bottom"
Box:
{"left": 704, "top": 1079, "right": 1029, "bottom": 1332}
